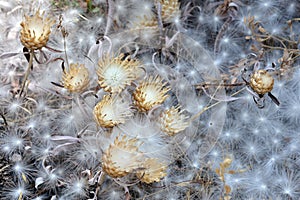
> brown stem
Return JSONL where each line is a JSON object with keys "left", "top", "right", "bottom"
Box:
{"left": 19, "top": 49, "right": 34, "bottom": 97}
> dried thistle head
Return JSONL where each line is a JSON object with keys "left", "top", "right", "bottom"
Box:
{"left": 62, "top": 63, "right": 90, "bottom": 93}
{"left": 97, "top": 53, "right": 142, "bottom": 93}
{"left": 133, "top": 76, "right": 170, "bottom": 112}
{"left": 131, "top": 15, "right": 158, "bottom": 30}
{"left": 102, "top": 135, "right": 144, "bottom": 178}
{"left": 250, "top": 70, "right": 274, "bottom": 95}
{"left": 156, "top": 0, "right": 181, "bottom": 23}
{"left": 20, "top": 9, "right": 55, "bottom": 50}
{"left": 93, "top": 94, "right": 133, "bottom": 128}
{"left": 160, "top": 106, "right": 189, "bottom": 136}
{"left": 136, "top": 158, "right": 167, "bottom": 184}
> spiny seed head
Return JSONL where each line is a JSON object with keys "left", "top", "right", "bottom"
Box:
{"left": 133, "top": 75, "right": 170, "bottom": 112}
{"left": 102, "top": 135, "right": 144, "bottom": 178}
{"left": 160, "top": 105, "right": 189, "bottom": 136}
{"left": 156, "top": 0, "right": 181, "bottom": 23}
{"left": 20, "top": 9, "right": 55, "bottom": 50}
{"left": 62, "top": 63, "right": 90, "bottom": 93}
{"left": 97, "top": 53, "right": 142, "bottom": 93}
{"left": 93, "top": 94, "right": 133, "bottom": 128}
{"left": 136, "top": 158, "right": 167, "bottom": 184}
{"left": 250, "top": 70, "right": 274, "bottom": 95}
{"left": 131, "top": 15, "right": 158, "bottom": 30}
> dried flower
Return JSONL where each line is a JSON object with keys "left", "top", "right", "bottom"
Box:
{"left": 136, "top": 158, "right": 167, "bottom": 184}
{"left": 93, "top": 94, "right": 133, "bottom": 128}
{"left": 131, "top": 15, "right": 158, "bottom": 30}
{"left": 20, "top": 10, "right": 55, "bottom": 50}
{"left": 249, "top": 70, "right": 274, "bottom": 95}
{"left": 102, "top": 135, "right": 144, "bottom": 178}
{"left": 156, "top": 0, "right": 181, "bottom": 23}
{"left": 133, "top": 76, "right": 170, "bottom": 112}
{"left": 62, "top": 63, "right": 90, "bottom": 93}
{"left": 97, "top": 53, "right": 142, "bottom": 93}
{"left": 160, "top": 106, "right": 189, "bottom": 136}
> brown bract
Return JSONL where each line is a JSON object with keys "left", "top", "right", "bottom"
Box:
{"left": 20, "top": 10, "right": 55, "bottom": 50}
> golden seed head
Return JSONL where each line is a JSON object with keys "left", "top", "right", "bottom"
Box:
{"left": 62, "top": 63, "right": 90, "bottom": 93}
{"left": 20, "top": 10, "right": 55, "bottom": 50}
{"left": 249, "top": 70, "right": 274, "bottom": 95}
{"left": 136, "top": 158, "right": 167, "bottom": 184}
{"left": 102, "top": 135, "right": 144, "bottom": 178}
{"left": 133, "top": 76, "right": 170, "bottom": 112}
{"left": 93, "top": 94, "right": 133, "bottom": 128}
{"left": 97, "top": 53, "right": 142, "bottom": 93}
{"left": 156, "top": 0, "right": 181, "bottom": 23}
{"left": 132, "top": 15, "right": 158, "bottom": 29}
{"left": 160, "top": 106, "right": 189, "bottom": 136}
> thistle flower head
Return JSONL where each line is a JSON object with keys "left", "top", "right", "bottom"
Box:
{"left": 156, "top": 0, "right": 181, "bottom": 23}
{"left": 93, "top": 94, "right": 133, "bottom": 128}
{"left": 102, "top": 135, "right": 144, "bottom": 178}
{"left": 250, "top": 70, "right": 274, "bottom": 95}
{"left": 97, "top": 53, "right": 142, "bottom": 93}
{"left": 160, "top": 106, "right": 190, "bottom": 136}
{"left": 131, "top": 15, "right": 158, "bottom": 30}
{"left": 137, "top": 158, "right": 167, "bottom": 184}
{"left": 133, "top": 76, "right": 170, "bottom": 112}
{"left": 62, "top": 63, "right": 90, "bottom": 93}
{"left": 20, "top": 9, "right": 55, "bottom": 50}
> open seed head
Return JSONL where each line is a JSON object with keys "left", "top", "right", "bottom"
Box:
{"left": 136, "top": 158, "right": 167, "bottom": 184}
{"left": 160, "top": 105, "right": 190, "bottom": 136}
{"left": 102, "top": 135, "right": 144, "bottom": 178}
{"left": 133, "top": 75, "right": 170, "bottom": 112}
{"left": 156, "top": 0, "right": 181, "bottom": 23}
{"left": 20, "top": 10, "right": 55, "bottom": 50}
{"left": 62, "top": 63, "right": 90, "bottom": 93}
{"left": 97, "top": 53, "right": 142, "bottom": 93}
{"left": 93, "top": 94, "right": 133, "bottom": 128}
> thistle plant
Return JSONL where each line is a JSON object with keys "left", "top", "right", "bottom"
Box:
{"left": 0, "top": 0, "right": 300, "bottom": 199}
{"left": 19, "top": 9, "right": 55, "bottom": 96}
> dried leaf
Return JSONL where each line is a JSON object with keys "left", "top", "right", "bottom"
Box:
{"left": 258, "top": 26, "right": 266, "bottom": 33}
